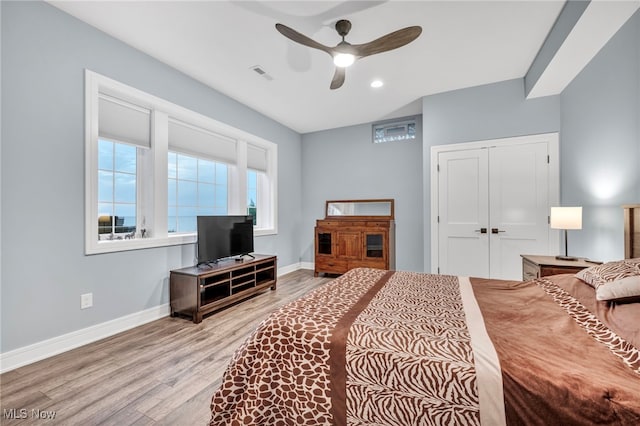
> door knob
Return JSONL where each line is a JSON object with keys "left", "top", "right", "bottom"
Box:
{"left": 491, "top": 228, "right": 506, "bottom": 234}
{"left": 474, "top": 228, "right": 487, "bottom": 234}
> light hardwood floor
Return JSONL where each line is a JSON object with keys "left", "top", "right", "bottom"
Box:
{"left": 0, "top": 269, "right": 332, "bottom": 425}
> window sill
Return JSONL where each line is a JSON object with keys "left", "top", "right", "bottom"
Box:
{"left": 254, "top": 227, "right": 277, "bottom": 237}
{"left": 86, "top": 233, "right": 197, "bottom": 255}
{"left": 85, "top": 228, "right": 276, "bottom": 255}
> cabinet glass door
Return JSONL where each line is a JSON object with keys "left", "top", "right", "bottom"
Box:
{"left": 317, "top": 232, "right": 333, "bottom": 255}
{"left": 365, "top": 234, "right": 384, "bottom": 258}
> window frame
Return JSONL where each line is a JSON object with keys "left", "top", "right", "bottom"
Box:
{"left": 85, "top": 70, "right": 277, "bottom": 255}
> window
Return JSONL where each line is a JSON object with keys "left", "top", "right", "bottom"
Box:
{"left": 372, "top": 117, "right": 417, "bottom": 144}
{"left": 168, "top": 152, "right": 228, "bottom": 233}
{"left": 98, "top": 139, "right": 137, "bottom": 238}
{"left": 89, "top": 92, "right": 151, "bottom": 248}
{"left": 247, "top": 170, "right": 257, "bottom": 225}
{"left": 85, "top": 70, "right": 278, "bottom": 254}
{"left": 246, "top": 144, "right": 274, "bottom": 231}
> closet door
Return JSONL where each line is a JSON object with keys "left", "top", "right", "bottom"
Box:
{"left": 488, "top": 142, "right": 549, "bottom": 280}
{"left": 434, "top": 136, "right": 554, "bottom": 280}
{"left": 437, "top": 149, "right": 490, "bottom": 278}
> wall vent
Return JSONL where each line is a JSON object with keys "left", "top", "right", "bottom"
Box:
{"left": 250, "top": 65, "right": 274, "bottom": 81}
{"left": 372, "top": 116, "right": 417, "bottom": 144}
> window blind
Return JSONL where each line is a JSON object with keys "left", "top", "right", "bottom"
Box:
{"left": 247, "top": 143, "right": 268, "bottom": 172}
{"left": 168, "top": 119, "right": 237, "bottom": 164}
{"left": 98, "top": 94, "right": 151, "bottom": 148}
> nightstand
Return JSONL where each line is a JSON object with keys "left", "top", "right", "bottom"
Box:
{"left": 520, "top": 254, "right": 598, "bottom": 281}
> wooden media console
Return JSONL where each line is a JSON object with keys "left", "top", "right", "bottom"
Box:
{"left": 170, "top": 254, "right": 277, "bottom": 323}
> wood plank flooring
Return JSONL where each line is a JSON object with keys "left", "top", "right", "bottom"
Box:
{"left": 0, "top": 269, "right": 332, "bottom": 425}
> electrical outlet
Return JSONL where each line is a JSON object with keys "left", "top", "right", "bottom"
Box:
{"left": 81, "top": 293, "right": 93, "bottom": 309}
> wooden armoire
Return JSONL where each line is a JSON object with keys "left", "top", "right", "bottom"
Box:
{"left": 314, "top": 199, "right": 395, "bottom": 276}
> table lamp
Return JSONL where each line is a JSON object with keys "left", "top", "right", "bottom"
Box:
{"left": 550, "top": 206, "right": 582, "bottom": 261}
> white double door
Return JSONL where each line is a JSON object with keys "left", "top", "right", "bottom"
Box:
{"left": 433, "top": 134, "right": 558, "bottom": 280}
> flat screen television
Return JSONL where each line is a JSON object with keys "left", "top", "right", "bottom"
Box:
{"left": 197, "top": 215, "right": 254, "bottom": 265}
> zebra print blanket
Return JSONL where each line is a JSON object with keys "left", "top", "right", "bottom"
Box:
{"left": 210, "top": 268, "right": 640, "bottom": 425}
{"left": 210, "top": 269, "right": 503, "bottom": 425}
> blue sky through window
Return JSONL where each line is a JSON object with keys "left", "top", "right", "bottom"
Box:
{"left": 168, "top": 152, "right": 228, "bottom": 233}
{"left": 247, "top": 169, "right": 257, "bottom": 225}
{"left": 98, "top": 139, "right": 137, "bottom": 235}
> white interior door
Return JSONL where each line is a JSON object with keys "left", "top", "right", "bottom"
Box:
{"left": 433, "top": 134, "right": 558, "bottom": 280}
{"left": 437, "top": 149, "right": 489, "bottom": 278}
{"left": 488, "top": 142, "right": 550, "bottom": 280}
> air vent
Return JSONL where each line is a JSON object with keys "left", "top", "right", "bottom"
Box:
{"left": 250, "top": 65, "right": 274, "bottom": 81}
{"left": 372, "top": 117, "right": 417, "bottom": 144}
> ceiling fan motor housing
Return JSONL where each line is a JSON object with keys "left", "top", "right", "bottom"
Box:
{"left": 335, "top": 20, "right": 352, "bottom": 38}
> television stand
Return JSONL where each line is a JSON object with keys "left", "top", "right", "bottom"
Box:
{"left": 170, "top": 254, "right": 277, "bottom": 323}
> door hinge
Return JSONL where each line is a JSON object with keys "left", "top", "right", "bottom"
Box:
{"left": 437, "top": 164, "right": 440, "bottom": 172}
{"left": 548, "top": 215, "right": 550, "bottom": 224}
{"left": 437, "top": 267, "right": 440, "bottom": 274}
{"left": 437, "top": 215, "right": 440, "bottom": 223}
{"left": 547, "top": 155, "right": 550, "bottom": 164}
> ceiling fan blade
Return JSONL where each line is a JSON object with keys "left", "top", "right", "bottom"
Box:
{"left": 275, "top": 23, "right": 333, "bottom": 55}
{"left": 330, "top": 67, "right": 346, "bottom": 90}
{"left": 352, "top": 26, "right": 422, "bottom": 58}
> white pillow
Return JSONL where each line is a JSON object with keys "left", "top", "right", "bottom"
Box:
{"left": 575, "top": 258, "right": 640, "bottom": 302}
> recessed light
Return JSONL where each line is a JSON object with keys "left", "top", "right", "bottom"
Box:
{"left": 371, "top": 80, "right": 384, "bottom": 88}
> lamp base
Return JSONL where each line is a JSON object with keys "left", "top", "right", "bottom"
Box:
{"left": 555, "top": 255, "right": 578, "bottom": 261}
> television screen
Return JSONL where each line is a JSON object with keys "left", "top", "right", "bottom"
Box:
{"left": 197, "top": 215, "right": 254, "bottom": 265}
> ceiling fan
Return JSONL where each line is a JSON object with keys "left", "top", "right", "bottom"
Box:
{"left": 275, "top": 19, "right": 422, "bottom": 90}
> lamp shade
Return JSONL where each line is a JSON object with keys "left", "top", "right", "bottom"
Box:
{"left": 550, "top": 207, "right": 582, "bottom": 230}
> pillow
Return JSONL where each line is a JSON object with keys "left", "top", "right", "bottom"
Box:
{"left": 575, "top": 258, "right": 640, "bottom": 302}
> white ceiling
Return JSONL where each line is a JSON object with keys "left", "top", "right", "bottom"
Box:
{"left": 50, "top": 1, "right": 572, "bottom": 133}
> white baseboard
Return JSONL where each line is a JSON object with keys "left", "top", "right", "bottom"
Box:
{"left": 0, "top": 261, "right": 312, "bottom": 374}
{"left": 277, "top": 261, "right": 313, "bottom": 276}
{"left": 300, "top": 261, "right": 314, "bottom": 271}
{"left": 277, "top": 262, "right": 300, "bottom": 276}
{"left": 0, "top": 304, "right": 170, "bottom": 374}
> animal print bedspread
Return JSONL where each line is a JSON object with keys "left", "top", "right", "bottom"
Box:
{"left": 209, "top": 269, "right": 498, "bottom": 425}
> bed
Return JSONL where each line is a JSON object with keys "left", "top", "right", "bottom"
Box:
{"left": 210, "top": 231, "right": 640, "bottom": 425}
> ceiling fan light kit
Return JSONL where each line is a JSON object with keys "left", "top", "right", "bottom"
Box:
{"left": 333, "top": 53, "right": 355, "bottom": 68}
{"left": 275, "top": 19, "right": 422, "bottom": 89}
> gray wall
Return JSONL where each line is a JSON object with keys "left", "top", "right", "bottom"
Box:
{"left": 559, "top": 9, "right": 640, "bottom": 261}
{"left": 1, "top": 2, "right": 302, "bottom": 352}
{"left": 421, "top": 78, "right": 561, "bottom": 271}
{"left": 301, "top": 121, "right": 424, "bottom": 272}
